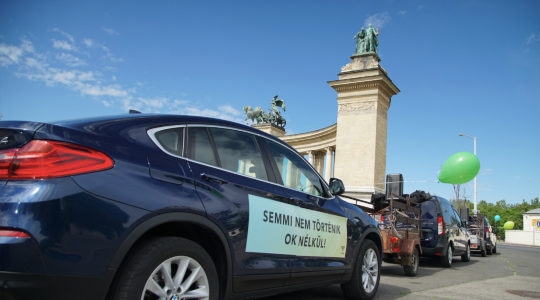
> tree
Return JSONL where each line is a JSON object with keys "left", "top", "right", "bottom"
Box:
{"left": 474, "top": 198, "right": 540, "bottom": 240}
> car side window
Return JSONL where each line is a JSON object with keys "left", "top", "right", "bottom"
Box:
{"left": 208, "top": 127, "right": 268, "bottom": 180}
{"left": 263, "top": 138, "right": 323, "bottom": 197}
{"left": 149, "top": 126, "right": 185, "bottom": 156}
{"left": 187, "top": 127, "right": 217, "bottom": 166}
{"left": 451, "top": 208, "right": 462, "bottom": 226}
{"left": 440, "top": 200, "right": 455, "bottom": 226}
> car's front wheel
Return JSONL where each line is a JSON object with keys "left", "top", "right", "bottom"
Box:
{"left": 342, "top": 239, "right": 381, "bottom": 300}
{"left": 110, "top": 237, "right": 218, "bottom": 300}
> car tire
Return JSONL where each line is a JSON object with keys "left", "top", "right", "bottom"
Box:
{"left": 403, "top": 247, "right": 419, "bottom": 277}
{"left": 481, "top": 244, "right": 487, "bottom": 257}
{"left": 342, "top": 239, "right": 381, "bottom": 300}
{"left": 441, "top": 244, "right": 452, "bottom": 267}
{"left": 461, "top": 243, "right": 471, "bottom": 262}
{"left": 110, "top": 237, "right": 219, "bottom": 300}
{"left": 492, "top": 244, "right": 497, "bottom": 254}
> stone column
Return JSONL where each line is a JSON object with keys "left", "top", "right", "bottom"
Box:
{"left": 307, "top": 151, "right": 314, "bottom": 165}
{"left": 328, "top": 54, "right": 399, "bottom": 201}
{"left": 324, "top": 147, "right": 333, "bottom": 180}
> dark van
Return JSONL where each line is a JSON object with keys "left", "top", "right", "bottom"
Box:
{"left": 420, "top": 196, "right": 471, "bottom": 267}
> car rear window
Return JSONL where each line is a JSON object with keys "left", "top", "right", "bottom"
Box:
{"left": 421, "top": 200, "right": 437, "bottom": 220}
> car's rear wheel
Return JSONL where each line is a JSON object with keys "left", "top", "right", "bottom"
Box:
{"left": 110, "top": 237, "right": 218, "bottom": 300}
{"left": 403, "top": 247, "right": 419, "bottom": 276}
{"left": 461, "top": 243, "right": 471, "bottom": 262}
{"left": 441, "top": 244, "right": 452, "bottom": 267}
{"left": 342, "top": 239, "right": 381, "bottom": 300}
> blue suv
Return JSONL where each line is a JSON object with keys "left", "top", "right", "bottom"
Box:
{"left": 420, "top": 196, "right": 470, "bottom": 267}
{"left": 0, "top": 114, "right": 382, "bottom": 300}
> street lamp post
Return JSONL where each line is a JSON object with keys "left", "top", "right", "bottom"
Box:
{"left": 459, "top": 133, "right": 477, "bottom": 214}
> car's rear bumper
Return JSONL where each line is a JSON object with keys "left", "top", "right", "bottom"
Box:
{"left": 420, "top": 245, "right": 447, "bottom": 257}
{"left": 0, "top": 271, "right": 109, "bottom": 300}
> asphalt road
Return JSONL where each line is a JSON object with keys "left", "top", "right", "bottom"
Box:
{"left": 258, "top": 242, "right": 540, "bottom": 300}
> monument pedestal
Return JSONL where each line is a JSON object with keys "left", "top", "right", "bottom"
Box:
{"left": 328, "top": 54, "right": 399, "bottom": 203}
{"left": 252, "top": 123, "right": 285, "bottom": 137}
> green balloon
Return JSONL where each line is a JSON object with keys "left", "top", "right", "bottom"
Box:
{"left": 503, "top": 221, "right": 515, "bottom": 230}
{"left": 438, "top": 151, "right": 480, "bottom": 184}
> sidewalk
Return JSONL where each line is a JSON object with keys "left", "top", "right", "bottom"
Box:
{"left": 399, "top": 275, "right": 540, "bottom": 300}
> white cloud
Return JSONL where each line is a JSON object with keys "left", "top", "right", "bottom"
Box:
{"left": 102, "top": 27, "right": 119, "bottom": 36}
{"left": 0, "top": 43, "right": 24, "bottom": 66}
{"left": 24, "top": 57, "right": 46, "bottom": 69}
{"left": 80, "top": 84, "right": 129, "bottom": 98}
{"left": 83, "top": 38, "right": 94, "bottom": 48}
{"left": 365, "top": 12, "right": 391, "bottom": 29}
{"left": 218, "top": 104, "right": 241, "bottom": 116}
{"left": 52, "top": 28, "right": 75, "bottom": 43}
{"left": 2, "top": 28, "right": 241, "bottom": 123}
{"left": 56, "top": 52, "right": 86, "bottom": 67}
{"left": 77, "top": 71, "right": 95, "bottom": 82}
{"left": 51, "top": 70, "right": 77, "bottom": 85}
{"left": 52, "top": 39, "right": 76, "bottom": 51}
{"left": 525, "top": 32, "right": 539, "bottom": 46}
{"left": 138, "top": 97, "right": 168, "bottom": 109}
{"left": 0, "top": 39, "right": 33, "bottom": 66}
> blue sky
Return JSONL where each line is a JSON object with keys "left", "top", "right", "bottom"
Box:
{"left": 1, "top": 0, "right": 539, "bottom": 205}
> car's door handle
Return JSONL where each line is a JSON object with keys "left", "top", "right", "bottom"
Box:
{"left": 200, "top": 173, "right": 228, "bottom": 185}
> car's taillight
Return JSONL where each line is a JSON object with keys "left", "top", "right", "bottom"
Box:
{"left": 0, "top": 229, "right": 30, "bottom": 238}
{"left": 0, "top": 140, "right": 114, "bottom": 180}
{"left": 437, "top": 215, "right": 444, "bottom": 236}
{"left": 485, "top": 227, "right": 490, "bottom": 238}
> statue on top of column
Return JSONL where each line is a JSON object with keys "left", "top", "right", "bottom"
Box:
{"left": 353, "top": 24, "right": 379, "bottom": 55}
{"left": 244, "top": 95, "right": 287, "bottom": 129}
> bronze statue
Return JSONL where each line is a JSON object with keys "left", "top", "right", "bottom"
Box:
{"left": 354, "top": 24, "right": 379, "bottom": 55}
{"left": 353, "top": 28, "right": 366, "bottom": 54}
{"left": 244, "top": 95, "right": 287, "bottom": 129}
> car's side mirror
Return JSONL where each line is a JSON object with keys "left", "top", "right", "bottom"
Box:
{"left": 328, "top": 178, "right": 345, "bottom": 196}
{"left": 492, "top": 228, "right": 498, "bottom": 234}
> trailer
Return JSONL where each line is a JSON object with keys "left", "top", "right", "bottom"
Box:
{"left": 460, "top": 209, "right": 492, "bottom": 256}
{"left": 370, "top": 191, "right": 424, "bottom": 276}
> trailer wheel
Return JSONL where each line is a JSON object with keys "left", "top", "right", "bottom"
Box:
{"left": 403, "top": 247, "right": 419, "bottom": 276}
